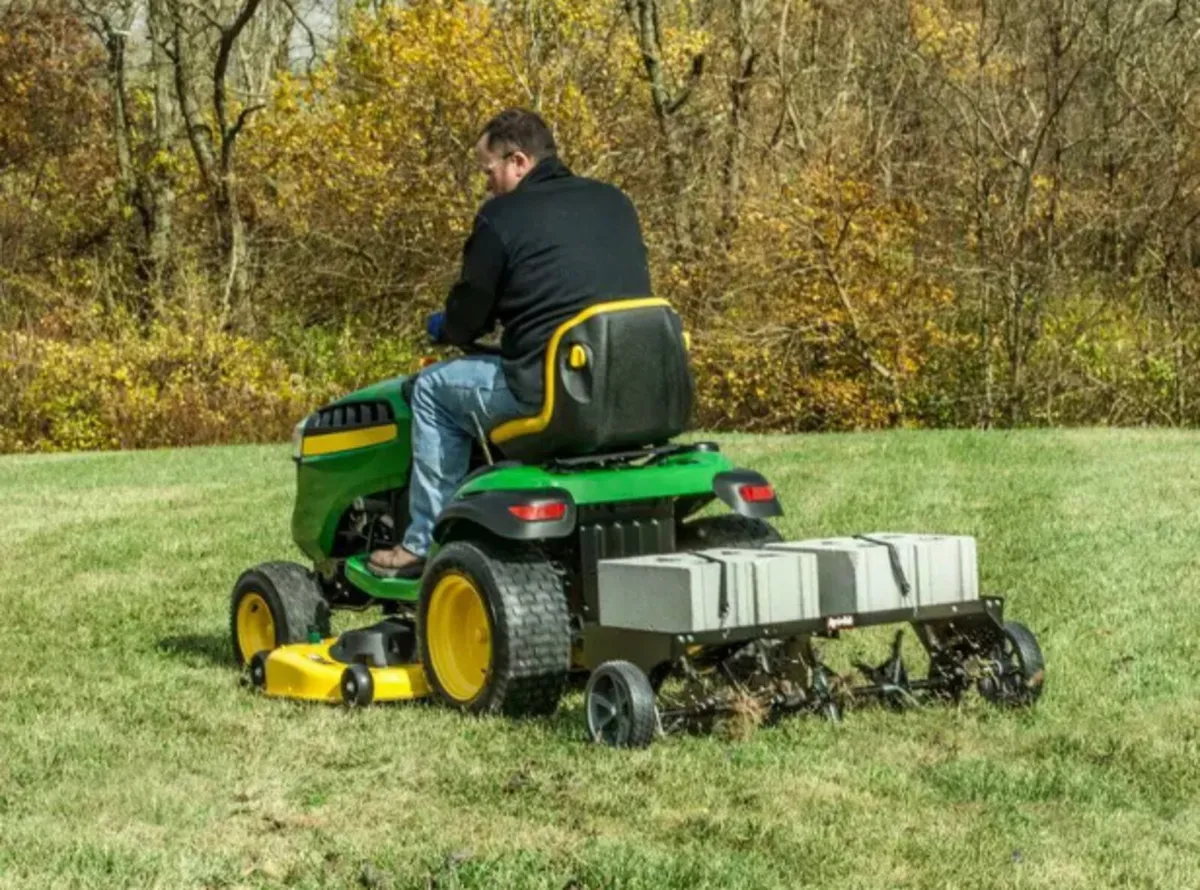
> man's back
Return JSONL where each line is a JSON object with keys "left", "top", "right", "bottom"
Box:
{"left": 447, "top": 156, "right": 652, "bottom": 406}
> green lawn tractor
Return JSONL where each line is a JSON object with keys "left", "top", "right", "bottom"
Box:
{"left": 230, "top": 299, "right": 1045, "bottom": 747}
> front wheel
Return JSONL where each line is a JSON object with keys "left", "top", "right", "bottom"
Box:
{"left": 418, "top": 540, "right": 570, "bottom": 717}
{"left": 230, "top": 562, "right": 330, "bottom": 666}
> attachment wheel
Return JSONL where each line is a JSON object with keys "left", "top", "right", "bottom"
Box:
{"left": 584, "top": 661, "right": 658, "bottom": 748}
{"left": 978, "top": 621, "right": 1045, "bottom": 707}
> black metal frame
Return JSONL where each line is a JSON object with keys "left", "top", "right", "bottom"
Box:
{"left": 580, "top": 597, "right": 1016, "bottom": 732}
{"left": 577, "top": 596, "right": 1008, "bottom": 676}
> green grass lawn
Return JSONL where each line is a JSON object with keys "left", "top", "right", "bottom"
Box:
{"left": 2, "top": 429, "right": 1198, "bottom": 889}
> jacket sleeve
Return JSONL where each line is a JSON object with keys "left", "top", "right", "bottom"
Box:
{"left": 444, "top": 213, "right": 505, "bottom": 346}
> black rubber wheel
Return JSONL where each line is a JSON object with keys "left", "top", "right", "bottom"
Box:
{"left": 675, "top": 514, "right": 783, "bottom": 550}
{"left": 247, "top": 650, "right": 269, "bottom": 690}
{"left": 585, "top": 661, "right": 658, "bottom": 748}
{"left": 978, "top": 621, "right": 1045, "bottom": 707}
{"left": 340, "top": 664, "right": 374, "bottom": 707}
{"left": 230, "top": 562, "right": 331, "bottom": 666}
{"left": 418, "top": 540, "right": 570, "bottom": 718}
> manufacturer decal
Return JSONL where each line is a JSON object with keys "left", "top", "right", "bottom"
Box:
{"left": 825, "top": 614, "right": 855, "bottom": 632}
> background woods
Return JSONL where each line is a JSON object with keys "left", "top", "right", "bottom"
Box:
{"left": 3, "top": 0, "right": 1200, "bottom": 452}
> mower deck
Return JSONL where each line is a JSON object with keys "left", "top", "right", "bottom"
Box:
{"left": 247, "top": 619, "right": 430, "bottom": 706}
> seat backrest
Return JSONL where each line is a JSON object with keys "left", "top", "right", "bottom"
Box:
{"left": 489, "top": 298, "right": 694, "bottom": 463}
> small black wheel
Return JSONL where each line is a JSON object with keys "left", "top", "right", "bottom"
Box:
{"left": 675, "top": 514, "right": 783, "bottom": 550}
{"left": 247, "top": 650, "right": 270, "bottom": 690}
{"left": 585, "top": 661, "right": 658, "bottom": 748}
{"left": 978, "top": 621, "right": 1045, "bottom": 707}
{"left": 340, "top": 664, "right": 374, "bottom": 707}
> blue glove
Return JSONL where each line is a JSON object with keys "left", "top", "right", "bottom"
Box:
{"left": 426, "top": 311, "right": 447, "bottom": 344}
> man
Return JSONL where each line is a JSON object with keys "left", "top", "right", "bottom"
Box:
{"left": 369, "top": 108, "right": 653, "bottom": 577}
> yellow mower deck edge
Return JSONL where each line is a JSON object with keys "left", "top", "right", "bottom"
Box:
{"left": 261, "top": 640, "right": 431, "bottom": 703}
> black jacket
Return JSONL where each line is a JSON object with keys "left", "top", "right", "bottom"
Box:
{"left": 443, "top": 156, "right": 652, "bottom": 406}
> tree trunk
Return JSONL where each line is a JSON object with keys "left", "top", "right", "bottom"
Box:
{"left": 166, "top": 0, "right": 264, "bottom": 327}
{"left": 145, "top": 0, "right": 176, "bottom": 294}
{"left": 625, "top": 0, "right": 705, "bottom": 262}
{"left": 719, "top": 0, "right": 759, "bottom": 247}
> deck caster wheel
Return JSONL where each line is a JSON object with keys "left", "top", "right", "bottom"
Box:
{"left": 341, "top": 664, "right": 374, "bottom": 707}
{"left": 247, "top": 650, "right": 269, "bottom": 690}
{"left": 978, "top": 621, "right": 1045, "bottom": 707}
{"left": 585, "top": 661, "right": 658, "bottom": 748}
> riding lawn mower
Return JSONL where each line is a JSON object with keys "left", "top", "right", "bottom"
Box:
{"left": 230, "top": 298, "right": 1045, "bottom": 747}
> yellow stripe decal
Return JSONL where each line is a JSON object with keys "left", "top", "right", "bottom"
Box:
{"left": 302, "top": 423, "right": 398, "bottom": 457}
{"left": 490, "top": 297, "right": 670, "bottom": 445}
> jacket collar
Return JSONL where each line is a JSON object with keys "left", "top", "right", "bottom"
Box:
{"left": 516, "top": 155, "right": 573, "bottom": 190}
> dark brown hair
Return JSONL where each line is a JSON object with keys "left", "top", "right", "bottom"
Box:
{"left": 480, "top": 108, "right": 557, "bottom": 161}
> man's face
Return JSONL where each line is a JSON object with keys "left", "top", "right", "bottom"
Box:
{"left": 476, "top": 135, "right": 533, "bottom": 197}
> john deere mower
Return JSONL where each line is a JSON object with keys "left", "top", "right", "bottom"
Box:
{"left": 231, "top": 298, "right": 1045, "bottom": 747}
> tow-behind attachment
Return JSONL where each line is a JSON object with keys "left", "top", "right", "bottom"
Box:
{"left": 581, "top": 533, "right": 1045, "bottom": 746}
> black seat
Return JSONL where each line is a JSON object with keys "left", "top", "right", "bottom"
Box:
{"left": 488, "top": 298, "right": 694, "bottom": 464}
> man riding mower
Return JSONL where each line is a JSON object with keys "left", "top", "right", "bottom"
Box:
{"left": 229, "top": 112, "right": 1045, "bottom": 747}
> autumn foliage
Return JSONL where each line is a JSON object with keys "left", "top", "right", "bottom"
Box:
{"left": 3, "top": 0, "right": 1200, "bottom": 452}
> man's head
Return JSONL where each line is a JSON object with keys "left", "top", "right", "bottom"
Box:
{"left": 475, "top": 108, "right": 557, "bottom": 197}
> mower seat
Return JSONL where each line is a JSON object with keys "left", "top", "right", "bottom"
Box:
{"left": 488, "top": 298, "right": 694, "bottom": 464}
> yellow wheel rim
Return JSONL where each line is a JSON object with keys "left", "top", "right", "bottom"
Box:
{"left": 236, "top": 592, "right": 276, "bottom": 661}
{"left": 426, "top": 572, "right": 492, "bottom": 704}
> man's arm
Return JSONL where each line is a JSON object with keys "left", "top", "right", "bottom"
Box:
{"left": 444, "top": 214, "right": 505, "bottom": 345}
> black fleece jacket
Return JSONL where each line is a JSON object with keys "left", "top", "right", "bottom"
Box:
{"left": 442, "top": 156, "right": 652, "bottom": 406}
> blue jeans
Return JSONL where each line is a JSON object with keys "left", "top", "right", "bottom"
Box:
{"left": 402, "top": 355, "right": 536, "bottom": 557}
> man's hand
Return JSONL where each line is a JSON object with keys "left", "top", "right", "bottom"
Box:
{"left": 426, "top": 311, "right": 447, "bottom": 344}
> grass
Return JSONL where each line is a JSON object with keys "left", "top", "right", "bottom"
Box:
{"left": 1, "top": 428, "right": 1199, "bottom": 889}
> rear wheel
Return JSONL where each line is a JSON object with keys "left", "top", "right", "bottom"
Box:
{"left": 676, "top": 514, "right": 783, "bottom": 550}
{"left": 230, "top": 562, "right": 330, "bottom": 666}
{"left": 418, "top": 540, "right": 570, "bottom": 717}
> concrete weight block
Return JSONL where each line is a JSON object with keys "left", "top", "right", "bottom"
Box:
{"left": 597, "top": 553, "right": 727, "bottom": 633}
{"left": 695, "top": 548, "right": 819, "bottom": 624}
{"left": 859, "top": 532, "right": 979, "bottom": 606}
{"left": 765, "top": 538, "right": 917, "bottom": 616}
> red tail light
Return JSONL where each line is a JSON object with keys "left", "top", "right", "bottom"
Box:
{"left": 738, "top": 484, "right": 775, "bottom": 503}
{"left": 508, "top": 501, "right": 568, "bottom": 521}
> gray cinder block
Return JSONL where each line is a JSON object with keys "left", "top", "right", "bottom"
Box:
{"left": 765, "top": 538, "right": 917, "bottom": 616}
{"left": 859, "top": 533, "right": 979, "bottom": 606}
{"left": 596, "top": 548, "right": 821, "bottom": 633}
{"left": 695, "top": 548, "right": 819, "bottom": 624}
{"left": 597, "top": 553, "right": 727, "bottom": 633}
